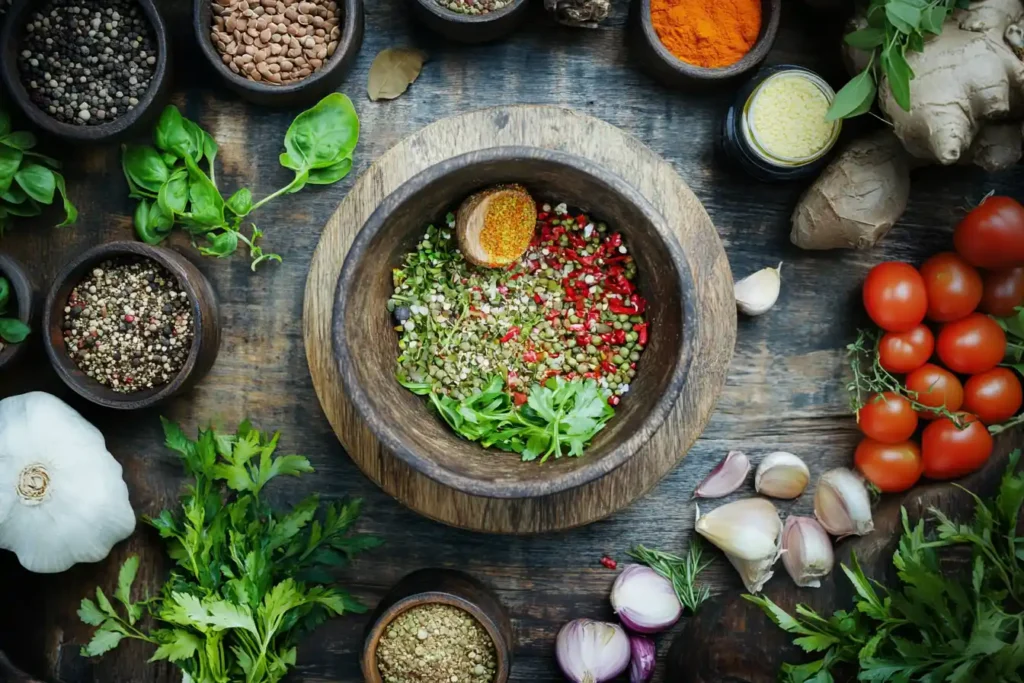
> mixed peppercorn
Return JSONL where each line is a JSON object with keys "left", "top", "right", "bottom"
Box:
{"left": 390, "top": 202, "right": 648, "bottom": 412}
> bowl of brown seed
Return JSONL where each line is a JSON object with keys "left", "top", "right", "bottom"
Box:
{"left": 195, "top": 0, "right": 364, "bottom": 107}
{"left": 408, "top": 0, "right": 529, "bottom": 44}
{"left": 362, "top": 569, "right": 513, "bottom": 683}
{"left": 42, "top": 241, "right": 221, "bottom": 410}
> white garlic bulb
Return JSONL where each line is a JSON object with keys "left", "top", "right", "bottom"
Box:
{"left": 0, "top": 392, "right": 136, "bottom": 573}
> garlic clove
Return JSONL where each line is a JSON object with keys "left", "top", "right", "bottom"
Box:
{"left": 814, "top": 468, "right": 875, "bottom": 538}
{"left": 695, "top": 498, "right": 782, "bottom": 562}
{"left": 728, "top": 552, "right": 781, "bottom": 594}
{"left": 755, "top": 452, "right": 810, "bottom": 499}
{"left": 735, "top": 262, "right": 782, "bottom": 316}
{"left": 781, "top": 516, "right": 834, "bottom": 588}
{"left": 694, "top": 450, "right": 750, "bottom": 499}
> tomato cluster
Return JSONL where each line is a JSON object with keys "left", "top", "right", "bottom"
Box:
{"left": 855, "top": 196, "right": 1024, "bottom": 492}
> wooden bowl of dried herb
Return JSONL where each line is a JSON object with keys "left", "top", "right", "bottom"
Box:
{"left": 333, "top": 146, "right": 695, "bottom": 502}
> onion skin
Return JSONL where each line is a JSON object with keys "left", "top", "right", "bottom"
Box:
{"left": 555, "top": 618, "right": 630, "bottom": 683}
{"left": 629, "top": 634, "right": 656, "bottom": 683}
{"left": 610, "top": 565, "right": 682, "bottom": 633}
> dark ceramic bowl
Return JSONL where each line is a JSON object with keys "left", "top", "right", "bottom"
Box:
{"left": 193, "top": 0, "right": 364, "bottom": 107}
{"left": 0, "top": 254, "right": 35, "bottom": 372}
{"left": 631, "top": 0, "right": 782, "bottom": 88}
{"left": 407, "top": 0, "right": 529, "bottom": 44}
{"left": 362, "top": 569, "right": 513, "bottom": 683}
{"left": 43, "top": 242, "right": 220, "bottom": 410}
{"left": 333, "top": 146, "right": 694, "bottom": 500}
{"left": 0, "top": 0, "right": 172, "bottom": 144}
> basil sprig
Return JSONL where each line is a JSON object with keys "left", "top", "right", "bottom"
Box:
{"left": 122, "top": 93, "right": 360, "bottom": 269}
{"left": 828, "top": 0, "right": 970, "bottom": 120}
{"left": 0, "top": 276, "right": 29, "bottom": 344}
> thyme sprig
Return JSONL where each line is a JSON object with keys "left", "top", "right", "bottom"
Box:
{"left": 628, "top": 540, "right": 712, "bottom": 615}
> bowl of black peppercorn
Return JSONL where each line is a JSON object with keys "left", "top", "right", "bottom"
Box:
{"left": 0, "top": 0, "right": 172, "bottom": 144}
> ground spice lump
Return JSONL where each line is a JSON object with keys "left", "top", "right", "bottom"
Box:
{"left": 62, "top": 259, "right": 194, "bottom": 393}
{"left": 376, "top": 603, "right": 497, "bottom": 683}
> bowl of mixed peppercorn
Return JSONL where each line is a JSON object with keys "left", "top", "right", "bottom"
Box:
{"left": 333, "top": 147, "right": 695, "bottom": 500}
{"left": 43, "top": 242, "right": 221, "bottom": 410}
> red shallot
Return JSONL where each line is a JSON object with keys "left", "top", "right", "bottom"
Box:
{"left": 610, "top": 565, "right": 682, "bottom": 633}
{"left": 555, "top": 618, "right": 630, "bottom": 683}
{"left": 628, "top": 634, "right": 656, "bottom": 683}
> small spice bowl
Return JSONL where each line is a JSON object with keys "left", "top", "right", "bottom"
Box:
{"left": 0, "top": 253, "right": 36, "bottom": 372}
{"left": 42, "top": 242, "right": 220, "bottom": 410}
{"left": 407, "top": 0, "right": 529, "bottom": 44}
{"left": 193, "top": 0, "right": 365, "bottom": 108}
{"left": 362, "top": 569, "right": 513, "bottom": 683}
{"left": 0, "top": 0, "right": 172, "bottom": 144}
{"left": 630, "top": 0, "right": 782, "bottom": 88}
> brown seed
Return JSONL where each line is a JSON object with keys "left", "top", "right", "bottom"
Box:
{"left": 270, "top": 42, "right": 283, "bottom": 54}
{"left": 314, "top": 28, "right": 325, "bottom": 37}
{"left": 326, "top": 40, "right": 337, "bottom": 57}
{"left": 284, "top": 7, "right": 298, "bottom": 20}
{"left": 267, "top": 54, "right": 280, "bottom": 63}
{"left": 253, "top": 5, "right": 265, "bottom": 15}
{"left": 289, "top": 35, "right": 301, "bottom": 48}
{"left": 268, "top": 63, "right": 281, "bottom": 73}
{"left": 296, "top": 67, "right": 311, "bottom": 77}
{"left": 256, "top": 16, "right": 269, "bottom": 29}
{"left": 245, "top": 43, "right": 257, "bottom": 54}
{"left": 315, "top": 44, "right": 327, "bottom": 59}
{"left": 265, "top": 6, "right": 277, "bottom": 13}
{"left": 286, "top": 24, "right": 299, "bottom": 36}
{"left": 251, "top": 70, "right": 263, "bottom": 81}
{"left": 226, "top": 16, "right": 237, "bottom": 31}
{"left": 293, "top": 55, "right": 306, "bottom": 65}
{"left": 267, "top": 72, "right": 282, "bottom": 83}
{"left": 233, "top": 28, "right": 243, "bottom": 43}
{"left": 243, "top": 33, "right": 254, "bottom": 44}
{"left": 246, "top": 26, "right": 259, "bottom": 37}
{"left": 287, "top": 47, "right": 302, "bottom": 57}
{"left": 279, "top": 59, "right": 293, "bottom": 71}
{"left": 257, "top": 61, "right": 272, "bottom": 74}
{"left": 229, "top": 61, "right": 240, "bottom": 74}
{"left": 221, "top": 53, "right": 232, "bottom": 65}
{"left": 330, "top": 25, "right": 340, "bottom": 40}
{"left": 308, "top": 58, "right": 322, "bottom": 69}
{"left": 297, "top": 14, "right": 309, "bottom": 25}
{"left": 297, "top": 0, "right": 311, "bottom": 11}
{"left": 255, "top": 48, "right": 268, "bottom": 61}
{"left": 261, "top": 0, "right": 275, "bottom": 5}
{"left": 270, "top": 33, "right": 282, "bottom": 43}
{"left": 260, "top": 28, "right": 272, "bottom": 41}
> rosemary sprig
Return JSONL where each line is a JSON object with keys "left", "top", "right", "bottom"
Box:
{"left": 628, "top": 540, "right": 712, "bottom": 614}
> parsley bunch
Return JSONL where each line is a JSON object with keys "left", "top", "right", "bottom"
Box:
{"left": 746, "top": 450, "right": 1024, "bottom": 683}
{"left": 79, "top": 419, "right": 382, "bottom": 683}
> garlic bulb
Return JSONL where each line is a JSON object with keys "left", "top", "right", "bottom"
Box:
{"left": 781, "top": 516, "right": 834, "bottom": 588}
{"left": 0, "top": 392, "right": 136, "bottom": 573}
{"left": 814, "top": 468, "right": 874, "bottom": 538}
{"left": 695, "top": 498, "right": 783, "bottom": 593}
{"left": 735, "top": 263, "right": 782, "bottom": 316}
{"left": 755, "top": 452, "right": 810, "bottom": 499}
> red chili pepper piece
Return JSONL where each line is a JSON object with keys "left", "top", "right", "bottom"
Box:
{"left": 509, "top": 273, "right": 525, "bottom": 281}
{"left": 522, "top": 350, "right": 538, "bottom": 363}
{"left": 634, "top": 322, "right": 648, "bottom": 346}
{"left": 608, "top": 395, "right": 620, "bottom": 407}
{"left": 568, "top": 323, "right": 586, "bottom": 332}
{"left": 612, "top": 330, "right": 627, "bottom": 346}
{"left": 601, "top": 360, "right": 618, "bottom": 374}
{"left": 500, "top": 326, "right": 520, "bottom": 343}
{"left": 513, "top": 392, "right": 528, "bottom": 406}
{"left": 600, "top": 555, "right": 617, "bottom": 570}
{"left": 607, "top": 232, "right": 623, "bottom": 248}
{"left": 577, "top": 334, "right": 591, "bottom": 346}
{"left": 533, "top": 292, "right": 545, "bottom": 305}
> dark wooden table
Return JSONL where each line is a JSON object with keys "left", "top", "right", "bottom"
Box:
{"left": 2, "top": 2, "right": 1022, "bottom": 682}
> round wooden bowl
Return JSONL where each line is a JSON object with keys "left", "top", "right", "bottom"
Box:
{"left": 407, "top": 0, "right": 529, "bottom": 44}
{"left": 333, "top": 146, "right": 695, "bottom": 500}
{"left": 631, "top": 0, "right": 782, "bottom": 88}
{"left": 193, "top": 0, "right": 364, "bottom": 108}
{"left": 361, "top": 569, "right": 513, "bottom": 683}
{"left": 0, "top": 253, "right": 35, "bottom": 372}
{"left": 42, "top": 242, "right": 221, "bottom": 410}
{"left": 0, "top": 0, "right": 172, "bottom": 144}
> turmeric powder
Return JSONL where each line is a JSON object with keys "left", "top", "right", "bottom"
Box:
{"left": 650, "top": 0, "right": 762, "bottom": 69}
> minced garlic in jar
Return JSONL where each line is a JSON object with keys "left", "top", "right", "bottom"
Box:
{"left": 743, "top": 71, "right": 839, "bottom": 165}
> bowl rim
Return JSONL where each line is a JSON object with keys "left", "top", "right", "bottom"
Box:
{"left": 192, "top": 0, "right": 363, "bottom": 97}
{"left": 333, "top": 145, "right": 697, "bottom": 500}
{"left": 42, "top": 241, "right": 209, "bottom": 410}
{"left": 0, "top": 0, "right": 171, "bottom": 140}
{"left": 0, "top": 253, "right": 34, "bottom": 370}
{"left": 411, "top": 0, "right": 528, "bottom": 24}
{"left": 638, "top": 0, "right": 781, "bottom": 80}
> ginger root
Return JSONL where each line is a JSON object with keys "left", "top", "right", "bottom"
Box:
{"left": 791, "top": 132, "right": 912, "bottom": 251}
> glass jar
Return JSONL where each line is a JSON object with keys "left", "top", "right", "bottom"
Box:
{"left": 721, "top": 65, "right": 842, "bottom": 182}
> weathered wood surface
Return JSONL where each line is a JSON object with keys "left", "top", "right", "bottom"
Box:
{"left": 0, "top": 1, "right": 1022, "bottom": 681}
{"left": 305, "top": 106, "right": 736, "bottom": 533}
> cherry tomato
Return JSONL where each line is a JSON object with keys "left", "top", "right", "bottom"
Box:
{"left": 980, "top": 267, "right": 1024, "bottom": 317}
{"left": 963, "top": 367, "right": 1023, "bottom": 425}
{"left": 857, "top": 392, "right": 918, "bottom": 443}
{"left": 854, "top": 438, "right": 923, "bottom": 493}
{"left": 919, "top": 252, "right": 982, "bottom": 322}
{"left": 862, "top": 262, "right": 928, "bottom": 332}
{"left": 936, "top": 313, "right": 1006, "bottom": 374}
{"left": 905, "top": 363, "right": 964, "bottom": 419}
{"left": 953, "top": 196, "right": 1024, "bottom": 269}
{"left": 878, "top": 324, "right": 934, "bottom": 374}
{"left": 921, "top": 412, "right": 993, "bottom": 479}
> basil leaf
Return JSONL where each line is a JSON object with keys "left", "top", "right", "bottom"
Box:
{"left": 1, "top": 132, "right": 36, "bottom": 150}
{"left": 920, "top": 5, "right": 948, "bottom": 34}
{"left": 158, "top": 170, "right": 189, "bottom": 216}
{"left": 123, "top": 145, "right": 171, "bottom": 194}
{"left": 183, "top": 157, "right": 224, "bottom": 227}
{"left": 14, "top": 164, "right": 56, "bottom": 204}
{"left": 226, "top": 188, "right": 253, "bottom": 216}
{"left": 199, "top": 230, "right": 239, "bottom": 258}
{"left": 182, "top": 118, "right": 208, "bottom": 164}
{"left": 4, "top": 198, "right": 41, "bottom": 217}
{"left": 0, "top": 317, "right": 30, "bottom": 344}
{"left": 279, "top": 152, "right": 303, "bottom": 171}
{"left": 154, "top": 106, "right": 193, "bottom": 159}
{"left": 1, "top": 184, "right": 27, "bottom": 204}
{"left": 306, "top": 157, "right": 352, "bottom": 186}
{"left": 203, "top": 131, "right": 218, "bottom": 167}
{"left": 54, "top": 173, "right": 77, "bottom": 227}
{"left": 0, "top": 145, "right": 23, "bottom": 187}
{"left": 827, "top": 68, "right": 878, "bottom": 121}
{"left": 883, "top": 45, "right": 913, "bottom": 112}
{"left": 287, "top": 169, "right": 308, "bottom": 195}
{"left": 844, "top": 28, "right": 886, "bottom": 50}
{"left": 134, "top": 199, "right": 173, "bottom": 245}
{"left": 886, "top": 1, "right": 921, "bottom": 34}
{"left": 161, "top": 152, "right": 178, "bottom": 168}
{"left": 0, "top": 110, "right": 9, "bottom": 138}
{"left": 0, "top": 277, "right": 9, "bottom": 310}
{"left": 282, "top": 93, "right": 359, "bottom": 171}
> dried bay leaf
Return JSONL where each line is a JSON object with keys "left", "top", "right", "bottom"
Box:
{"left": 367, "top": 48, "right": 427, "bottom": 102}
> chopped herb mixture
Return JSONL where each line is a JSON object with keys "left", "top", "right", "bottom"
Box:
{"left": 389, "top": 201, "right": 649, "bottom": 462}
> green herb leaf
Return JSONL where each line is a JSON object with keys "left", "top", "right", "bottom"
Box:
{"left": 154, "top": 106, "right": 194, "bottom": 160}
{"left": 198, "top": 230, "right": 239, "bottom": 258}
{"left": 115, "top": 556, "right": 139, "bottom": 608}
{"left": 306, "top": 157, "right": 353, "bottom": 185}
{"left": 123, "top": 145, "right": 171, "bottom": 194}
{"left": 882, "top": 44, "right": 913, "bottom": 112}
{"left": 14, "top": 163, "right": 56, "bottom": 204}
{"left": 226, "top": 187, "right": 253, "bottom": 216}
{"left": 82, "top": 627, "right": 124, "bottom": 657}
{"left": 0, "top": 277, "right": 9, "bottom": 310}
{"left": 282, "top": 93, "right": 359, "bottom": 171}
{"left": 0, "top": 142, "right": 22, "bottom": 188}
{"left": 886, "top": 1, "right": 922, "bottom": 34}
{"left": 1, "top": 132, "right": 37, "bottom": 150}
{"left": 827, "top": 67, "right": 878, "bottom": 121}
{"left": 78, "top": 598, "right": 107, "bottom": 626}
{"left": 158, "top": 170, "right": 189, "bottom": 216}
{"left": 149, "top": 630, "right": 201, "bottom": 663}
{"left": 53, "top": 173, "right": 77, "bottom": 227}
{"left": 844, "top": 28, "right": 886, "bottom": 50}
{"left": 0, "top": 317, "right": 30, "bottom": 344}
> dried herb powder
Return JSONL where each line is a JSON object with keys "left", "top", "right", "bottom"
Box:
{"left": 376, "top": 603, "right": 497, "bottom": 683}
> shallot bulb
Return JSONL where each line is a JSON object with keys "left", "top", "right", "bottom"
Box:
{"left": 610, "top": 564, "right": 682, "bottom": 633}
{"left": 555, "top": 618, "right": 630, "bottom": 683}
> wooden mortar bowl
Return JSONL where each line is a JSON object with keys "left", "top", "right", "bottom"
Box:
{"left": 361, "top": 568, "right": 513, "bottom": 683}
{"left": 42, "top": 242, "right": 220, "bottom": 410}
{"left": 333, "top": 146, "right": 695, "bottom": 500}
{"left": 631, "top": 0, "right": 782, "bottom": 88}
{"left": 193, "top": 0, "right": 365, "bottom": 107}
{"left": 407, "top": 0, "right": 529, "bottom": 44}
{"left": 0, "top": 253, "right": 35, "bottom": 372}
{"left": 0, "top": 0, "right": 172, "bottom": 144}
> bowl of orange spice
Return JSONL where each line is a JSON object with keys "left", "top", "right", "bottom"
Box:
{"left": 631, "top": 0, "right": 782, "bottom": 88}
